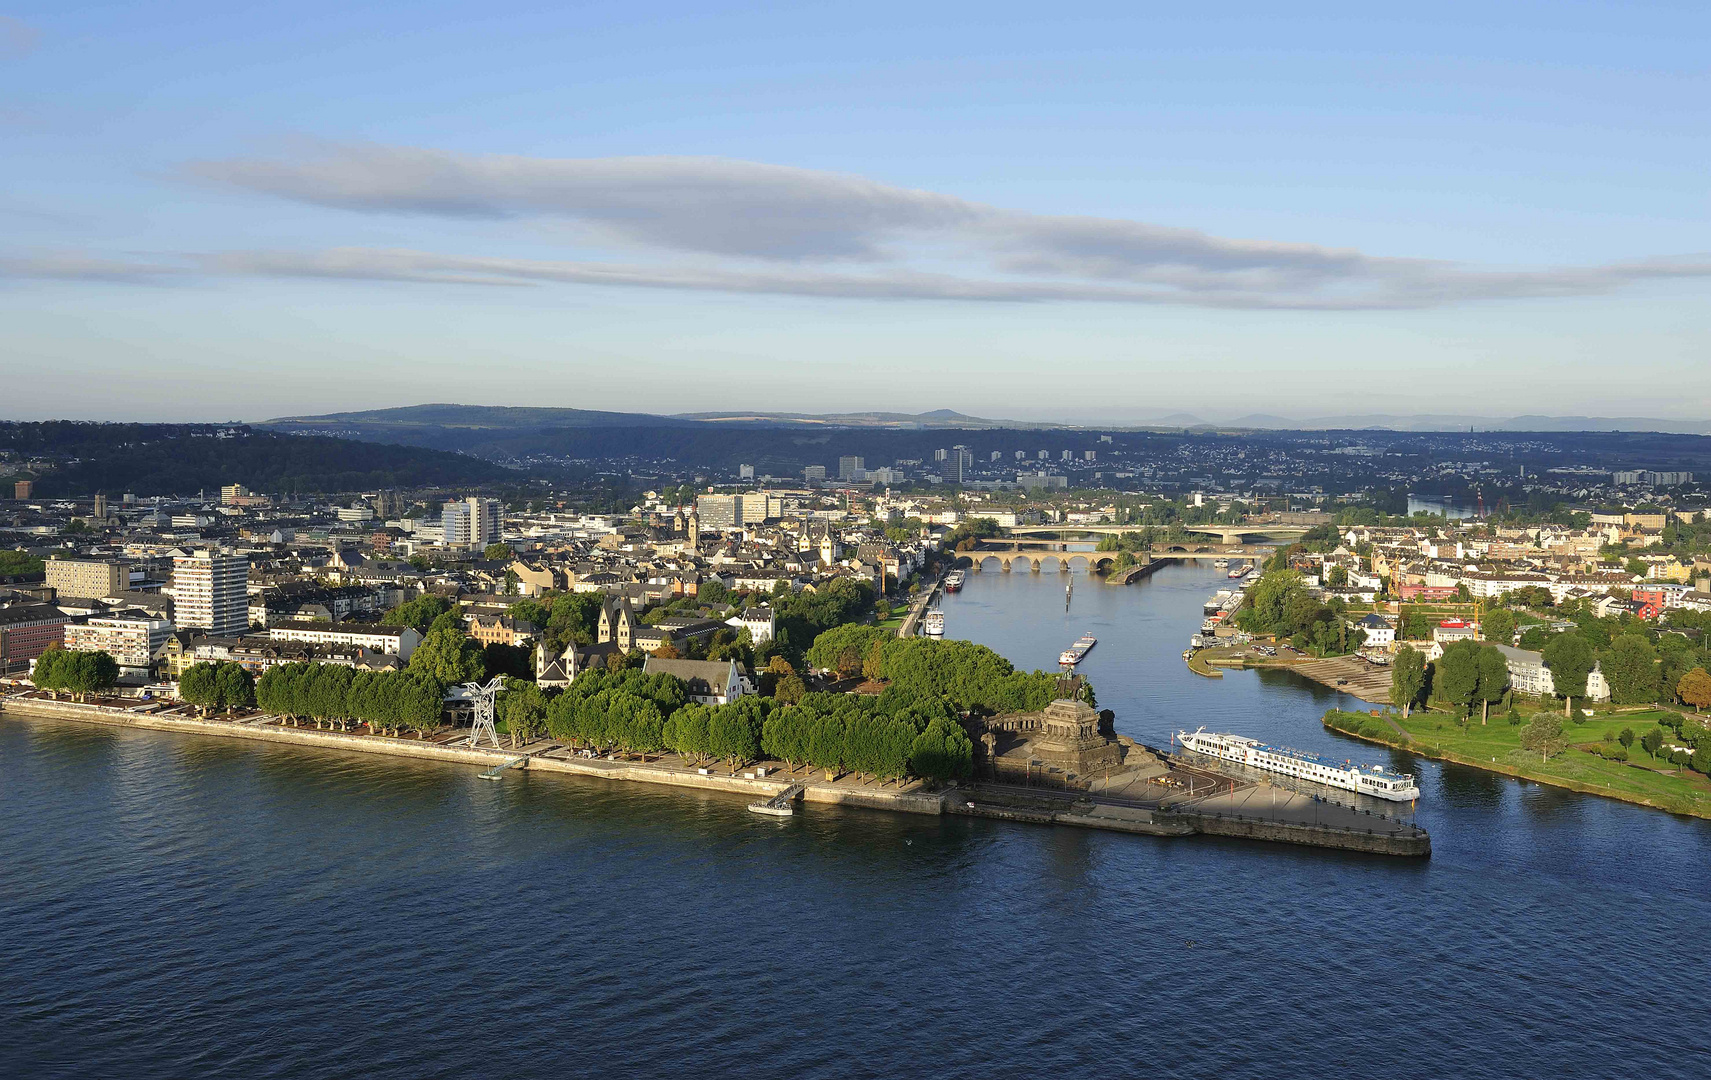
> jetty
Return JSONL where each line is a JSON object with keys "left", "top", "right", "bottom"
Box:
{"left": 749, "top": 781, "right": 805, "bottom": 816}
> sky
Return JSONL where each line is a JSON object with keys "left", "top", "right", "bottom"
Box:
{"left": 1, "top": 1, "right": 1708, "bottom": 424}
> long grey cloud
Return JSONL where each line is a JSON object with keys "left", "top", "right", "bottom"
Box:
{"left": 188, "top": 247, "right": 1711, "bottom": 311}
{"left": 3, "top": 142, "right": 1701, "bottom": 308}
{"left": 180, "top": 143, "right": 1711, "bottom": 308}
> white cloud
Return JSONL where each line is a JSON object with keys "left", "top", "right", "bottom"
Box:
{"left": 11, "top": 141, "right": 1703, "bottom": 308}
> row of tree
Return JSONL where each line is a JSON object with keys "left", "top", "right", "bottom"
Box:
{"left": 255, "top": 662, "right": 446, "bottom": 736}
{"left": 31, "top": 646, "right": 119, "bottom": 701}
{"left": 178, "top": 661, "right": 256, "bottom": 715}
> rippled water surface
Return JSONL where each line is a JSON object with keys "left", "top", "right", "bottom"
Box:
{"left": 4, "top": 562, "right": 1709, "bottom": 1079}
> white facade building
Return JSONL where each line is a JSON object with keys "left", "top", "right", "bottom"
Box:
{"left": 170, "top": 548, "right": 249, "bottom": 636}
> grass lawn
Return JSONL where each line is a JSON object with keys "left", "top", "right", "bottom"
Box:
{"left": 1324, "top": 707, "right": 1711, "bottom": 818}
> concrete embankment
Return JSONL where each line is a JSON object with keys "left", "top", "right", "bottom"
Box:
{"left": 1106, "top": 561, "right": 1166, "bottom": 586}
{"left": 2, "top": 697, "right": 1424, "bottom": 854}
{"left": 949, "top": 785, "right": 1430, "bottom": 856}
{"left": 0, "top": 697, "right": 943, "bottom": 815}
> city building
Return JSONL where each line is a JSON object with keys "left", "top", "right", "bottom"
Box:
{"left": 838, "top": 456, "right": 866, "bottom": 481}
{"left": 0, "top": 602, "right": 69, "bottom": 672}
{"left": 14, "top": 480, "right": 33, "bottom": 499}
{"left": 64, "top": 610, "right": 174, "bottom": 675}
{"left": 1494, "top": 644, "right": 1612, "bottom": 702}
{"left": 640, "top": 656, "right": 745, "bottom": 706}
{"left": 45, "top": 557, "right": 129, "bottom": 599}
{"left": 725, "top": 605, "right": 775, "bottom": 644}
{"left": 442, "top": 497, "right": 502, "bottom": 548}
{"left": 170, "top": 549, "right": 250, "bottom": 636}
{"left": 267, "top": 622, "right": 421, "bottom": 659}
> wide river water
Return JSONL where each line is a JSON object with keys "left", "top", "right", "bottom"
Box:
{"left": 4, "top": 561, "right": 1710, "bottom": 1079}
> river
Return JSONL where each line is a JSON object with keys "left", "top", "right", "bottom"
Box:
{"left": 3, "top": 562, "right": 1709, "bottom": 1079}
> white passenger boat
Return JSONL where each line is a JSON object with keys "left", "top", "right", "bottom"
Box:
{"left": 943, "top": 570, "right": 964, "bottom": 593}
{"left": 923, "top": 609, "right": 945, "bottom": 639}
{"left": 1174, "top": 728, "right": 1420, "bottom": 801}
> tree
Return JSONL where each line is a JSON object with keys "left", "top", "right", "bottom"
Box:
{"left": 761, "top": 707, "right": 812, "bottom": 775}
{"left": 1676, "top": 667, "right": 1711, "bottom": 714}
{"left": 483, "top": 542, "right": 512, "bottom": 561}
{"left": 1520, "top": 714, "right": 1570, "bottom": 761}
{"left": 409, "top": 626, "right": 486, "bottom": 685}
{"left": 1641, "top": 726, "right": 1664, "bottom": 761}
{"left": 1542, "top": 633, "right": 1596, "bottom": 717}
{"left": 1326, "top": 565, "right": 1348, "bottom": 587}
{"left": 909, "top": 717, "right": 973, "bottom": 784}
{"left": 1602, "top": 634, "right": 1660, "bottom": 705}
{"left": 214, "top": 662, "right": 255, "bottom": 713}
{"left": 1390, "top": 645, "right": 1426, "bottom": 718}
{"left": 498, "top": 679, "right": 548, "bottom": 749}
{"left": 382, "top": 594, "right": 456, "bottom": 634}
{"left": 1482, "top": 607, "right": 1517, "bottom": 646}
{"left": 1475, "top": 644, "right": 1509, "bottom": 725}
{"left": 179, "top": 661, "right": 221, "bottom": 715}
{"left": 1618, "top": 726, "right": 1635, "bottom": 750}
{"left": 1435, "top": 640, "right": 1483, "bottom": 722}
{"left": 774, "top": 673, "right": 806, "bottom": 704}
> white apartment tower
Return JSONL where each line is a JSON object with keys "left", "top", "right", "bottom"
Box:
{"left": 171, "top": 548, "right": 249, "bottom": 636}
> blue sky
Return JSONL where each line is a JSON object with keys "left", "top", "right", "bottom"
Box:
{"left": 2, "top": 1, "right": 1707, "bottom": 423}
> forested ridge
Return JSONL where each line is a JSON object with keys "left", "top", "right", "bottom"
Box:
{"left": 0, "top": 422, "right": 513, "bottom": 496}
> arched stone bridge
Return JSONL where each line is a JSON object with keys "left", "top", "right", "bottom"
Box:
{"left": 957, "top": 541, "right": 1269, "bottom": 573}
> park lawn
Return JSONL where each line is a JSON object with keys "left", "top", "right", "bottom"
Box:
{"left": 1325, "top": 708, "right": 1711, "bottom": 818}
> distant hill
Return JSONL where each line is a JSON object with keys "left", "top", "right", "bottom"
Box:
{"left": 671, "top": 408, "right": 1049, "bottom": 429}
{"left": 0, "top": 422, "right": 514, "bottom": 497}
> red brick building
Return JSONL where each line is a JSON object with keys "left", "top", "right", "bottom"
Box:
{"left": 0, "top": 603, "right": 69, "bottom": 674}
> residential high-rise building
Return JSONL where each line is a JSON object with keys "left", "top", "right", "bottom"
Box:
{"left": 93, "top": 493, "right": 108, "bottom": 521}
{"left": 13, "top": 481, "right": 32, "bottom": 500}
{"left": 221, "top": 483, "right": 250, "bottom": 505}
{"left": 934, "top": 448, "right": 948, "bottom": 462}
{"left": 951, "top": 445, "right": 973, "bottom": 484}
{"left": 803, "top": 465, "right": 827, "bottom": 482}
{"left": 171, "top": 548, "right": 249, "bottom": 636}
{"left": 442, "top": 497, "right": 501, "bottom": 547}
{"left": 990, "top": 451, "right": 1002, "bottom": 462}
{"left": 738, "top": 464, "right": 755, "bottom": 480}
{"left": 45, "top": 558, "right": 129, "bottom": 599}
{"left": 1038, "top": 450, "right": 1049, "bottom": 460}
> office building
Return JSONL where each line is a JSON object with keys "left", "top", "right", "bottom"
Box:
{"left": 838, "top": 456, "right": 866, "bottom": 481}
{"left": 171, "top": 549, "right": 250, "bottom": 636}
{"left": 695, "top": 494, "right": 741, "bottom": 530}
{"left": 442, "top": 497, "right": 502, "bottom": 547}
{"left": 13, "top": 480, "right": 32, "bottom": 500}
{"left": 45, "top": 558, "right": 129, "bottom": 599}
{"left": 803, "top": 465, "right": 827, "bottom": 482}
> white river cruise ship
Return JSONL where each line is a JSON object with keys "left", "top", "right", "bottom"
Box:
{"left": 1175, "top": 728, "right": 1420, "bottom": 801}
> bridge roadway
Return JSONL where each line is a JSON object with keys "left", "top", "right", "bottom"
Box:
{"left": 1008, "top": 523, "right": 1309, "bottom": 543}
{"left": 959, "top": 541, "right": 1269, "bottom": 573}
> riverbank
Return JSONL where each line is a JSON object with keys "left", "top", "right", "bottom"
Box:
{"left": 1185, "top": 645, "right": 1390, "bottom": 702}
{"left": 2, "top": 694, "right": 1428, "bottom": 857}
{"left": 1323, "top": 708, "right": 1711, "bottom": 820}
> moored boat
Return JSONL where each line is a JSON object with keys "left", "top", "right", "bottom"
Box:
{"left": 943, "top": 570, "right": 964, "bottom": 592}
{"left": 1174, "top": 728, "right": 1420, "bottom": 801}
{"left": 923, "top": 609, "right": 945, "bottom": 639}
